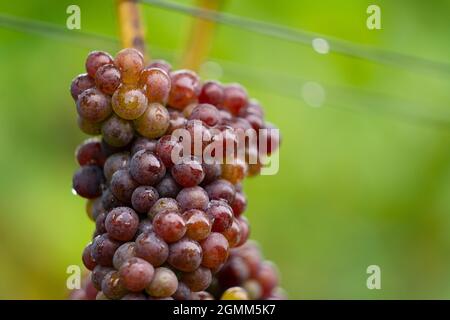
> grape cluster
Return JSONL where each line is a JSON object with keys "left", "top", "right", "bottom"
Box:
{"left": 69, "top": 48, "right": 284, "bottom": 300}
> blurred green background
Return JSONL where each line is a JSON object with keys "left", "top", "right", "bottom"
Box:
{"left": 0, "top": 0, "right": 450, "bottom": 299}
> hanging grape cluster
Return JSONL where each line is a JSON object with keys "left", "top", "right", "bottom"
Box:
{"left": 68, "top": 48, "right": 285, "bottom": 300}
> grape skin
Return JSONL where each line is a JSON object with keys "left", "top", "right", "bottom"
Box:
{"left": 176, "top": 186, "right": 209, "bottom": 211}
{"left": 153, "top": 211, "right": 186, "bottom": 243}
{"left": 72, "top": 165, "right": 104, "bottom": 199}
{"left": 112, "top": 84, "right": 148, "bottom": 120}
{"left": 200, "top": 232, "right": 229, "bottom": 269}
{"left": 131, "top": 186, "right": 159, "bottom": 214}
{"left": 114, "top": 48, "right": 144, "bottom": 84}
{"left": 105, "top": 206, "right": 139, "bottom": 241}
{"left": 101, "top": 115, "right": 134, "bottom": 147}
{"left": 71, "top": 73, "right": 95, "bottom": 100}
{"left": 134, "top": 103, "right": 170, "bottom": 139}
{"left": 110, "top": 169, "right": 139, "bottom": 203}
{"left": 77, "top": 88, "right": 112, "bottom": 123}
{"left": 103, "top": 152, "right": 130, "bottom": 183}
{"left": 85, "top": 51, "right": 114, "bottom": 78}
{"left": 113, "top": 242, "right": 136, "bottom": 269}
{"left": 146, "top": 267, "right": 178, "bottom": 297}
{"left": 168, "top": 238, "right": 203, "bottom": 272}
{"left": 119, "top": 257, "right": 154, "bottom": 292}
{"left": 135, "top": 231, "right": 169, "bottom": 267}
{"left": 91, "top": 234, "right": 121, "bottom": 267}
{"left": 129, "top": 149, "right": 166, "bottom": 186}
{"left": 95, "top": 64, "right": 121, "bottom": 95}
{"left": 181, "top": 266, "right": 212, "bottom": 292}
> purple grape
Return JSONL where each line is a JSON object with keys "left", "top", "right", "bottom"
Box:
{"left": 101, "top": 115, "right": 134, "bottom": 148}
{"left": 148, "top": 197, "right": 180, "bottom": 219}
{"left": 131, "top": 137, "right": 157, "bottom": 155}
{"left": 105, "top": 206, "right": 139, "bottom": 241}
{"left": 171, "top": 157, "right": 205, "bottom": 187}
{"left": 71, "top": 73, "right": 95, "bottom": 101}
{"left": 200, "top": 232, "right": 229, "bottom": 269}
{"left": 156, "top": 174, "right": 180, "bottom": 198}
{"left": 181, "top": 267, "right": 212, "bottom": 292}
{"left": 119, "top": 257, "right": 154, "bottom": 292}
{"left": 153, "top": 211, "right": 186, "bottom": 243}
{"left": 135, "top": 232, "right": 169, "bottom": 266}
{"left": 130, "top": 150, "right": 166, "bottom": 185}
{"left": 91, "top": 234, "right": 121, "bottom": 267}
{"left": 176, "top": 186, "right": 209, "bottom": 211}
{"left": 204, "top": 179, "right": 235, "bottom": 204}
{"left": 110, "top": 169, "right": 139, "bottom": 203}
{"left": 101, "top": 271, "right": 128, "bottom": 300}
{"left": 172, "top": 282, "right": 191, "bottom": 300}
{"left": 113, "top": 242, "right": 136, "bottom": 269}
{"left": 82, "top": 243, "right": 96, "bottom": 270}
{"left": 75, "top": 138, "right": 106, "bottom": 167}
{"left": 72, "top": 165, "right": 104, "bottom": 199}
{"left": 168, "top": 238, "right": 202, "bottom": 272}
{"left": 206, "top": 200, "right": 233, "bottom": 232}
{"left": 131, "top": 186, "right": 159, "bottom": 214}
{"left": 103, "top": 152, "right": 130, "bottom": 182}
{"left": 91, "top": 265, "right": 114, "bottom": 290}
{"left": 101, "top": 188, "right": 125, "bottom": 211}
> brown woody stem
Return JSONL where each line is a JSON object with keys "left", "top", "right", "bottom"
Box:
{"left": 117, "top": 0, "right": 147, "bottom": 60}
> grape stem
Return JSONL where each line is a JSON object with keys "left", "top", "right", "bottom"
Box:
{"left": 179, "top": 0, "right": 224, "bottom": 71}
{"left": 117, "top": 0, "right": 147, "bottom": 60}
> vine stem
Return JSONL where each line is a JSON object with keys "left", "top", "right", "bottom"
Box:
{"left": 180, "top": 0, "right": 223, "bottom": 70}
{"left": 117, "top": 0, "right": 148, "bottom": 61}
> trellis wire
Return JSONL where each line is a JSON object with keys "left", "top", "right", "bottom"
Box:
{"left": 139, "top": 0, "right": 450, "bottom": 77}
{"left": 0, "top": 13, "right": 449, "bottom": 130}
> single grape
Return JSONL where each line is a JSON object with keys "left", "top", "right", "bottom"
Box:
{"left": 201, "top": 162, "right": 222, "bottom": 185}
{"left": 129, "top": 150, "right": 166, "bottom": 185}
{"left": 148, "top": 197, "right": 181, "bottom": 219}
{"left": 147, "top": 59, "right": 172, "bottom": 73}
{"left": 181, "top": 267, "right": 212, "bottom": 292}
{"left": 85, "top": 51, "right": 114, "bottom": 78}
{"left": 190, "top": 291, "right": 214, "bottom": 300}
{"left": 136, "top": 218, "right": 154, "bottom": 236}
{"left": 176, "top": 186, "right": 209, "bottom": 211}
{"left": 103, "top": 152, "right": 130, "bottom": 182}
{"left": 135, "top": 231, "right": 169, "bottom": 266}
{"left": 200, "top": 232, "right": 229, "bottom": 269}
{"left": 256, "top": 261, "right": 278, "bottom": 298}
{"left": 234, "top": 241, "right": 260, "bottom": 277}
{"left": 171, "top": 157, "right": 205, "bottom": 187}
{"left": 91, "top": 234, "right": 121, "bottom": 267}
{"left": 153, "top": 211, "right": 186, "bottom": 243}
{"left": 77, "top": 116, "right": 102, "bottom": 135}
{"left": 77, "top": 88, "right": 112, "bottom": 123}
{"left": 206, "top": 200, "right": 233, "bottom": 232}
{"left": 101, "top": 271, "right": 128, "bottom": 300}
{"left": 221, "top": 160, "right": 247, "bottom": 184}
{"left": 114, "top": 48, "right": 144, "bottom": 84}
{"left": 146, "top": 267, "right": 178, "bottom": 297}
{"left": 72, "top": 165, "right": 104, "bottom": 199}
{"left": 236, "top": 216, "right": 250, "bottom": 247}
{"left": 71, "top": 73, "right": 95, "bottom": 100}
{"left": 76, "top": 138, "right": 106, "bottom": 167}
{"left": 139, "top": 67, "right": 171, "bottom": 104}
{"left": 121, "top": 293, "right": 147, "bottom": 300}
{"left": 131, "top": 186, "right": 159, "bottom": 214}
{"left": 131, "top": 137, "right": 157, "bottom": 155}
{"left": 184, "top": 119, "right": 212, "bottom": 156}
{"left": 155, "top": 135, "right": 180, "bottom": 168}
{"left": 105, "top": 206, "right": 139, "bottom": 241}
{"left": 91, "top": 265, "right": 114, "bottom": 290}
{"left": 222, "top": 84, "right": 248, "bottom": 115}
{"left": 119, "top": 257, "right": 154, "bottom": 292}
{"left": 182, "top": 209, "right": 211, "bottom": 241}
{"left": 113, "top": 242, "right": 136, "bottom": 269}
{"left": 168, "top": 70, "right": 200, "bottom": 110}
{"left": 112, "top": 84, "right": 148, "bottom": 120}
{"left": 231, "top": 192, "right": 246, "bottom": 217}
{"left": 95, "top": 64, "right": 121, "bottom": 95}
{"left": 110, "top": 169, "right": 139, "bottom": 203}
{"left": 222, "top": 218, "right": 241, "bottom": 248}
{"left": 101, "top": 115, "right": 134, "bottom": 147}
{"left": 221, "top": 287, "right": 249, "bottom": 300}
{"left": 189, "top": 103, "right": 220, "bottom": 127}
{"left": 167, "top": 238, "right": 202, "bottom": 272}
{"left": 198, "top": 81, "right": 224, "bottom": 107}
{"left": 217, "top": 256, "right": 249, "bottom": 288}
{"left": 172, "top": 282, "right": 191, "bottom": 300}
{"left": 82, "top": 243, "right": 97, "bottom": 270}
{"left": 204, "top": 179, "right": 235, "bottom": 204}
{"left": 101, "top": 188, "right": 125, "bottom": 211}
{"left": 134, "top": 103, "right": 170, "bottom": 139}
{"left": 156, "top": 174, "right": 180, "bottom": 198}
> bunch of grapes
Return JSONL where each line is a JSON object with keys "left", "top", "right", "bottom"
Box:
{"left": 69, "top": 48, "right": 284, "bottom": 300}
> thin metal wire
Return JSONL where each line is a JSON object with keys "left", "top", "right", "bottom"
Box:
{"left": 0, "top": 13, "right": 449, "bottom": 130}
{"left": 139, "top": 0, "right": 450, "bottom": 77}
